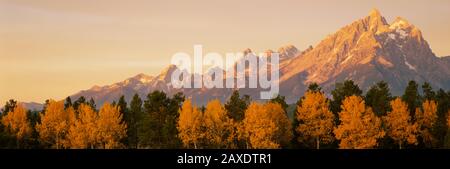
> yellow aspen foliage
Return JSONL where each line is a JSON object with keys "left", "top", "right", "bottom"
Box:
{"left": 36, "top": 100, "right": 72, "bottom": 149}
{"left": 61, "top": 106, "right": 76, "bottom": 148}
{"left": 1, "top": 104, "right": 32, "bottom": 145}
{"left": 241, "top": 102, "right": 278, "bottom": 149}
{"left": 177, "top": 99, "right": 203, "bottom": 149}
{"left": 203, "top": 99, "right": 235, "bottom": 148}
{"left": 333, "top": 95, "right": 385, "bottom": 149}
{"left": 415, "top": 100, "right": 438, "bottom": 148}
{"left": 296, "top": 91, "right": 335, "bottom": 149}
{"left": 265, "top": 102, "right": 293, "bottom": 147}
{"left": 66, "top": 103, "right": 98, "bottom": 149}
{"left": 383, "top": 98, "right": 418, "bottom": 149}
{"left": 241, "top": 102, "right": 292, "bottom": 149}
{"left": 97, "top": 103, "right": 127, "bottom": 149}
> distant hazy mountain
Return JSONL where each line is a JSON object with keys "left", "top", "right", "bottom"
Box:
{"left": 66, "top": 9, "right": 450, "bottom": 107}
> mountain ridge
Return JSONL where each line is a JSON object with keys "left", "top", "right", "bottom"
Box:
{"left": 16, "top": 9, "right": 450, "bottom": 109}
{"left": 71, "top": 9, "right": 450, "bottom": 106}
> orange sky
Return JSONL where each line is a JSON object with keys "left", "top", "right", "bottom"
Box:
{"left": 1, "top": 0, "right": 450, "bottom": 104}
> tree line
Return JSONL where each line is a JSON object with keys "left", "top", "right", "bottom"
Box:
{"left": 0, "top": 80, "right": 450, "bottom": 149}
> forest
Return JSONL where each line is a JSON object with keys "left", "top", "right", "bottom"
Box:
{"left": 0, "top": 80, "right": 450, "bottom": 149}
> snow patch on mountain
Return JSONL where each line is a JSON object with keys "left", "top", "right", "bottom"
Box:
{"left": 404, "top": 58, "right": 416, "bottom": 71}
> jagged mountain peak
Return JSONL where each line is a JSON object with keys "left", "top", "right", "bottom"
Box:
{"left": 157, "top": 64, "right": 179, "bottom": 81}
{"left": 390, "top": 17, "right": 413, "bottom": 29}
{"left": 278, "top": 44, "right": 299, "bottom": 60}
{"left": 67, "top": 9, "right": 450, "bottom": 107}
{"left": 279, "top": 9, "right": 450, "bottom": 102}
{"left": 369, "top": 8, "right": 381, "bottom": 18}
{"left": 366, "top": 8, "right": 389, "bottom": 32}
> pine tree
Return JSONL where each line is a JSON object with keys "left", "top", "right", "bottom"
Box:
{"left": 306, "top": 83, "right": 322, "bottom": 93}
{"left": 224, "top": 90, "right": 250, "bottom": 148}
{"left": 422, "top": 82, "right": 436, "bottom": 101}
{"left": 435, "top": 89, "right": 450, "bottom": 147}
{"left": 270, "top": 95, "right": 288, "bottom": 113}
{"left": 117, "top": 95, "right": 128, "bottom": 116}
{"left": 88, "top": 98, "right": 96, "bottom": 110}
{"left": 402, "top": 80, "right": 421, "bottom": 117}
{"left": 224, "top": 90, "right": 250, "bottom": 122}
{"left": 365, "top": 81, "right": 392, "bottom": 116}
{"left": 128, "top": 93, "right": 142, "bottom": 148}
{"left": 141, "top": 91, "right": 183, "bottom": 148}
{"left": 64, "top": 97, "right": 72, "bottom": 109}
{"left": 1, "top": 99, "right": 17, "bottom": 116}
{"left": 330, "top": 80, "right": 363, "bottom": 114}
{"left": 165, "top": 92, "right": 185, "bottom": 148}
{"left": 73, "top": 96, "right": 86, "bottom": 111}
{"left": 445, "top": 111, "right": 450, "bottom": 148}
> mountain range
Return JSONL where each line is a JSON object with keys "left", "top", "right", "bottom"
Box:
{"left": 20, "top": 9, "right": 450, "bottom": 110}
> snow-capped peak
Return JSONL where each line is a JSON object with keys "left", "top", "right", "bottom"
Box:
{"left": 277, "top": 44, "right": 298, "bottom": 60}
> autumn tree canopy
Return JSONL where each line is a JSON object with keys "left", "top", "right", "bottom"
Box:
{"left": 177, "top": 99, "right": 203, "bottom": 149}
{"left": 415, "top": 100, "right": 438, "bottom": 148}
{"left": 36, "top": 100, "right": 75, "bottom": 149}
{"left": 334, "top": 95, "right": 385, "bottom": 149}
{"left": 383, "top": 98, "right": 418, "bottom": 149}
{"left": 296, "top": 91, "right": 335, "bottom": 149}
{"left": 65, "top": 103, "right": 126, "bottom": 149}
{"left": 1, "top": 104, "right": 32, "bottom": 147}
{"left": 97, "top": 103, "right": 127, "bottom": 149}
{"left": 241, "top": 102, "right": 292, "bottom": 149}
{"left": 202, "top": 99, "right": 235, "bottom": 148}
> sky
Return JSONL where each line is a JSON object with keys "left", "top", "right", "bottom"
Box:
{"left": 1, "top": 0, "right": 450, "bottom": 104}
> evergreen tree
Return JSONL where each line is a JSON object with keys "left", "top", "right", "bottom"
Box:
{"left": 127, "top": 94, "right": 142, "bottom": 148}
{"left": 270, "top": 95, "right": 288, "bottom": 114}
{"left": 117, "top": 95, "right": 128, "bottom": 146}
{"left": 73, "top": 96, "right": 86, "bottom": 110}
{"left": 117, "top": 95, "right": 128, "bottom": 116}
{"left": 306, "top": 83, "right": 322, "bottom": 93}
{"left": 224, "top": 90, "right": 250, "bottom": 122}
{"left": 64, "top": 96, "right": 72, "bottom": 109}
{"left": 365, "top": 81, "right": 392, "bottom": 116}
{"left": 1, "top": 99, "right": 18, "bottom": 116}
{"left": 141, "top": 91, "right": 184, "bottom": 148}
{"left": 330, "top": 80, "right": 362, "bottom": 114}
{"left": 88, "top": 98, "right": 96, "bottom": 110}
{"left": 435, "top": 89, "right": 450, "bottom": 147}
{"left": 402, "top": 81, "right": 421, "bottom": 118}
{"left": 422, "top": 82, "right": 436, "bottom": 101}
